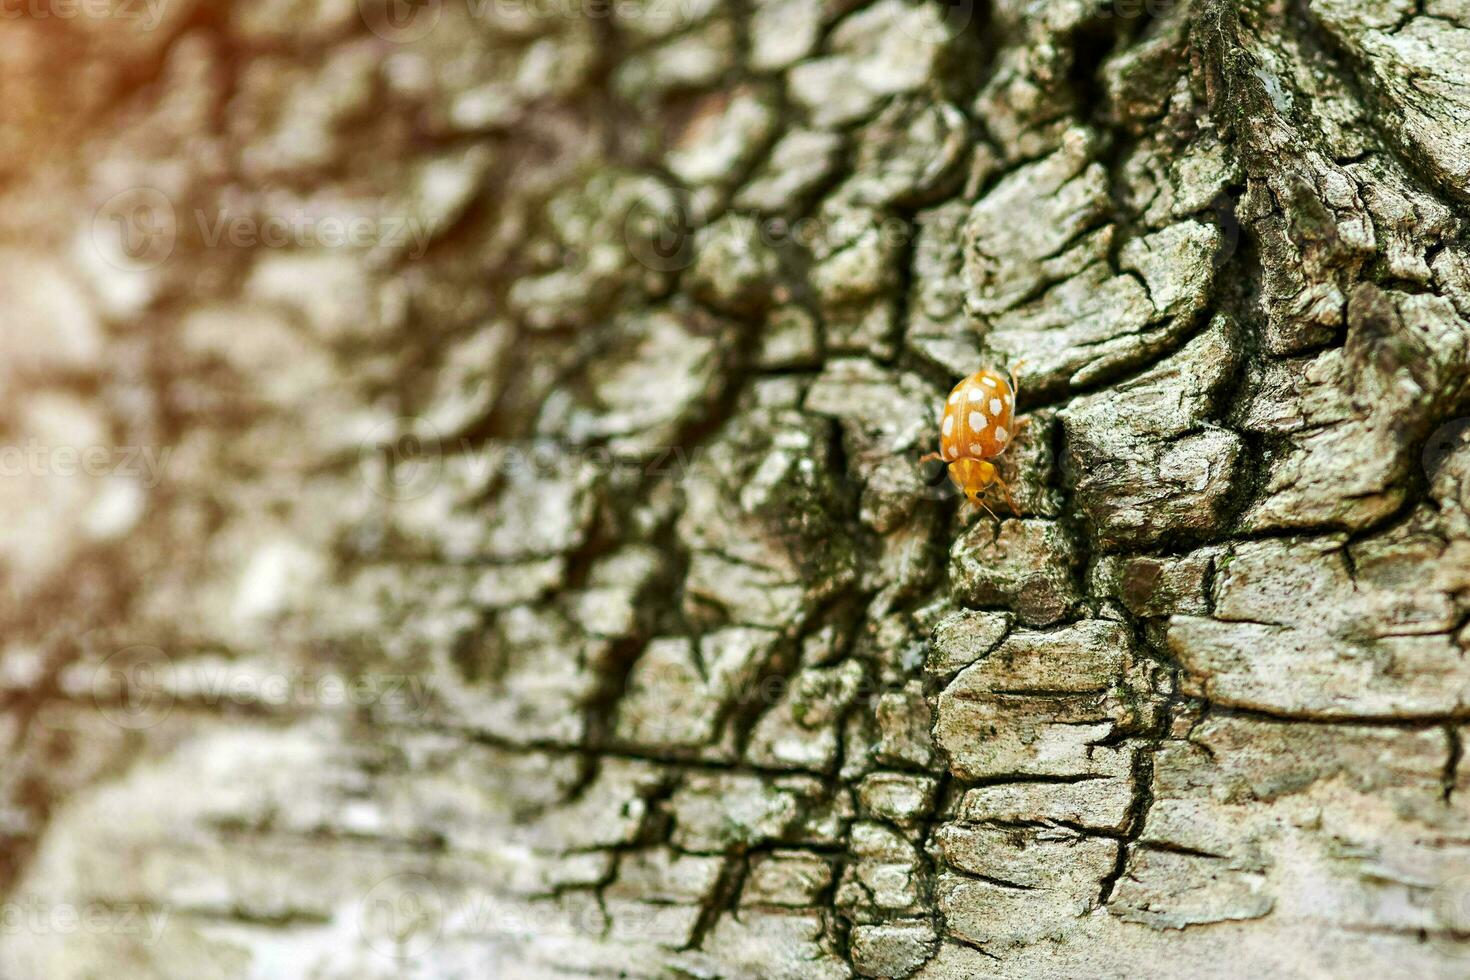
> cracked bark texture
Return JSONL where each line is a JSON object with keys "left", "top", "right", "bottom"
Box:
{"left": 4, "top": 0, "right": 1470, "bottom": 977}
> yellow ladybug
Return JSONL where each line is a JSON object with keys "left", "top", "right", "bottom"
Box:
{"left": 920, "top": 365, "right": 1024, "bottom": 518}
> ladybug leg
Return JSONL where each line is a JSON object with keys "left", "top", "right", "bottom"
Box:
{"left": 972, "top": 495, "right": 1000, "bottom": 523}
{"left": 1008, "top": 359, "right": 1027, "bottom": 400}
{"left": 992, "top": 474, "right": 1021, "bottom": 517}
{"left": 1008, "top": 363, "right": 1029, "bottom": 443}
{"left": 919, "top": 453, "right": 950, "bottom": 488}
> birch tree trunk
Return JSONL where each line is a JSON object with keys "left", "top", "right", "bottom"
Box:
{"left": 4, "top": 0, "right": 1470, "bottom": 976}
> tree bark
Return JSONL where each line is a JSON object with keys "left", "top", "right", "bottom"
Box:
{"left": 4, "top": 0, "right": 1470, "bottom": 976}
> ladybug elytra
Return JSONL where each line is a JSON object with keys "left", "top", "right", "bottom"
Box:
{"left": 920, "top": 365, "right": 1024, "bottom": 518}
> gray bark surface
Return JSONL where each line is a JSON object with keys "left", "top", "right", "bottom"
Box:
{"left": 3, "top": 0, "right": 1470, "bottom": 976}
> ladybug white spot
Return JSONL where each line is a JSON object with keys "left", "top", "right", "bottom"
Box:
{"left": 995, "top": 425, "right": 1009, "bottom": 442}
{"left": 942, "top": 414, "right": 954, "bottom": 436}
{"left": 967, "top": 387, "right": 985, "bottom": 402}
{"left": 945, "top": 445, "right": 958, "bottom": 460}
{"left": 949, "top": 389, "right": 962, "bottom": 404}
{"left": 968, "top": 411, "right": 984, "bottom": 430}
{"left": 968, "top": 442, "right": 982, "bottom": 455}
{"left": 981, "top": 376, "right": 997, "bottom": 387}
{"left": 989, "top": 398, "right": 1002, "bottom": 416}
